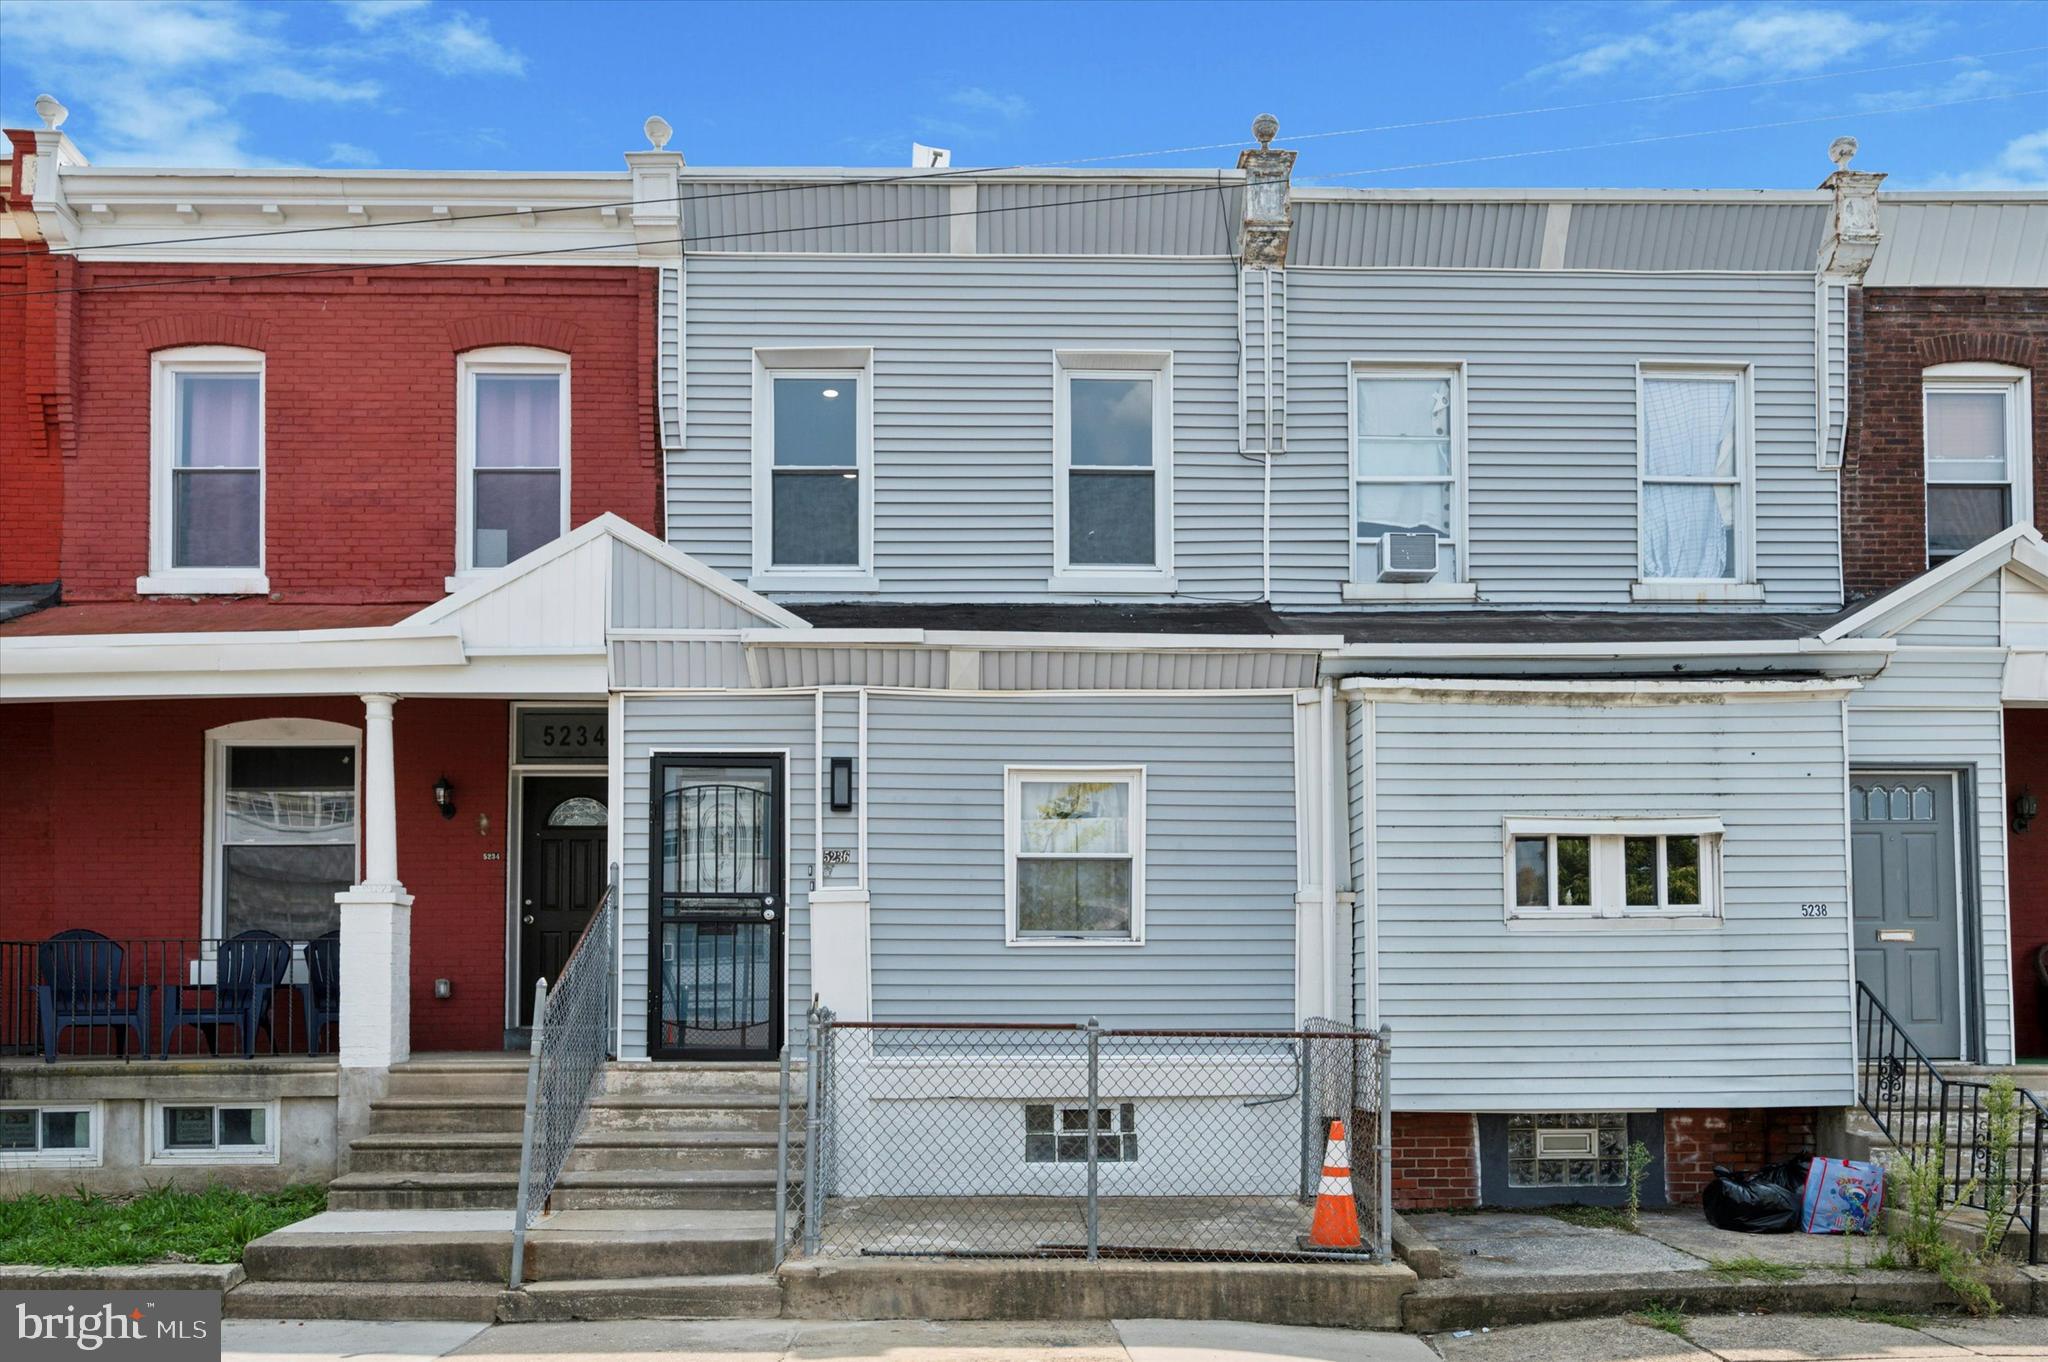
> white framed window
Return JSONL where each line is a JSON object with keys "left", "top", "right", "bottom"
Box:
{"left": 1347, "top": 362, "right": 1473, "bottom": 601}
{"left": 203, "top": 719, "right": 361, "bottom": 943}
{"left": 1504, "top": 817, "right": 1723, "bottom": 924}
{"left": 751, "top": 347, "right": 876, "bottom": 593}
{"left": 141, "top": 346, "right": 267, "bottom": 595}
{"left": 1052, "top": 350, "right": 1174, "bottom": 593}
{"left": 0, "top": 1103, "right": 101, "bottom": 1169}
{"left": 146, "top": 1101, "right": 280, "bottom": 1165}
{"left": 1636, "top": 365, "right": 1754, "bottom": 597}
{"left": 1925, "top": 363, "right": 2034, "bottom": 567}
{"left": 1025, "top": 1102, "right": 1139, "bottom": 1163}
{"left": 454, "top": 346, "right": 570, "bottom": 583}
{"left": 1004, "top": 766, "right": 1145, "bottom": 945}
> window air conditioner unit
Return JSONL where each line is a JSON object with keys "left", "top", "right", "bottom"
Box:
{"left": 1377, "top": 531, "right": 1440, "bottom": 583}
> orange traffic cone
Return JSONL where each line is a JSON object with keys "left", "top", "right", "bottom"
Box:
{"left": 1306, "top": 1119, "right": 1363, "bottom": 1248}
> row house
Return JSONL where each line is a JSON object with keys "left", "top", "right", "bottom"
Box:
{"left": 1, "top": 102, "right": 2044, "bottom": 1226}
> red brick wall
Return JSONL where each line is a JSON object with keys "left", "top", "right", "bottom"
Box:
{"left": 60, "top": 263, "right": 659, "bottom": 603}
{"left": 1843, "top": 287, "right": 2048, "bottom": 600}
{"left": 1391, "top": 1112, "right": 1480, "bottom": 1210}
{"left": 0, "top": 697, "right": 510, "bottom": 1051}
{"left": 2006, "top": 709, "right": 2048, "bottom": 1059}
{"left": 0, "top": 240, "right": 72, "bottom": 585}
{"left": 1663, "top": 1107, "right": 1816, "bottom": 1204}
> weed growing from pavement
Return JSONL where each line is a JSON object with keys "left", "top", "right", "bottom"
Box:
{"left": 1831, "top": 1306, "right": 1927, "bottom": 1330}
{"left": 1885, "top": 1134, "right": 1998, "bottom": 1316}
{"left": 1630, "top": 1301, "right": 1689, "bottom": 1336}
{"left": 1707, "top": 1254, "right": 1804, "bottom": 1282}
{"left": 1625, "top": 1140, "right": 1652, "bottom": 1231}
{"left": 1540, "top": 1203, "right": 1638, "bottom": 1233}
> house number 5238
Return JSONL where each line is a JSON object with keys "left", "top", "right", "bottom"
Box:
{"left": 1800, "top": 903, "right": 1829, "bottom": 917}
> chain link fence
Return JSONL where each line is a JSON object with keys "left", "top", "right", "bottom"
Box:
{"left": 785, "top": 1008, "right": 1390, "bottom": 1264}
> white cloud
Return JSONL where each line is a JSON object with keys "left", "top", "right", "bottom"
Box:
{"left": 1534, "top": 4, "right": 1931, "bottom": 85}
{"left": 324, "top": 140, "right": 380, "bottom": 166}
{"left": 1918, "top": 128, "right": 2048, "bottom": 189}
{"left": 948, "top": 86, "right": 1029, "bottom": 121}
{"left": 0, "top": 0, "right": 525, "bottom": 165}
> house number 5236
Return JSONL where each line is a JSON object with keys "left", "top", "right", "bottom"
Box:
{"left": 1800, "top": 903, "right": 1829, "bottom": 917}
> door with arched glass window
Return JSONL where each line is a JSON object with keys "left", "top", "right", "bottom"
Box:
{"left": 1851, "top": 773, "right": 1964, "bottom": 1059}
{"left": 519, "top": 777, "right": 609, "bottom": 1025}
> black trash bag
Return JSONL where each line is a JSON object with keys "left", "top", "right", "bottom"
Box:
{"left": 1701, "top": 1156, "right": 1813, "bottom": 1234}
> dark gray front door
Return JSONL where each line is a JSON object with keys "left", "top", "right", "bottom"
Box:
{"left": 1852, "top": 774, "right": 1963, "bottom": 1058}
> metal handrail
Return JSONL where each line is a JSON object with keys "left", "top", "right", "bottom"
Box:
{"left": 508, "top": 863, "right": 619, "bottom": 1289}
{"left": 1855, "top": 981, "right": 2044, "bottom": 1263}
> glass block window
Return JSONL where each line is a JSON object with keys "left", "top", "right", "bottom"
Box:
{"left": 1024, "top": 1102, "right": 1138, "bottom": 1164}
{"left": 1507, "top": 1112, "right": 1628, "bottom": 1188}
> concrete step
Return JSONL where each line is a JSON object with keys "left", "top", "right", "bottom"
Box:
{"left": 347, "top": 1130, "right": 795, "bottom": 1175}
{"left": 223, "top": 1280, "right": 501, "bottom": 1323}
{"left": 242, "top": 1212, "right": 777, "bottom": 1283}
{"left": 499, "top": 1273, "right": 783, "bottom": 1322}
{"left": 384, "top": 1060, "right": 786, "bottom": 1100}
{"left": 367, "top": 1093, "right": 785, "bottom": 1136}
{"left": 326, "top": 1167, "right": 779, "bottom": 1212}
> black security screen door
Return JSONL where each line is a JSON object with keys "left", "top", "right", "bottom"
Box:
{"left": 650, "top": 755, "right": 783, "bottom": 1060}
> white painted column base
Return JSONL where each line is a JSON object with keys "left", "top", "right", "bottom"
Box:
{"left": 808, "top": 887, "right": 871, "bottom": 1022}
{"left": 1295, "top": 890, "right": 1327, "bottom": 1024}
{"left": 338, "top": 885, "right": 415, "bottom": 1068}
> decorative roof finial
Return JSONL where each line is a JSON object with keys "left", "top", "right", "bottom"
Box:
{"left": 34, "top": 93, "right": 68, "bottom": 131}
{"left": 1829, "top": 136, "right": 1858, "bottom": 172}
{"left": 644, "top": 115, "right": 673, "bottom": 152}
{"left": 1252, "top": 113, "right": 1279, "bottom": 149}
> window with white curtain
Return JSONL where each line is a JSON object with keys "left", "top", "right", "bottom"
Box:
{"left": 144, "top": 347, "right": 266, "bottom": 593}
{"left": 1925, "top": 365, "right": 2032, "bottom": 566}
{"left": 1639, "top": 369, "right": 1746, "bottom": 582}
{"left": 458, "top": 348, "right": 570, "bottom": 575}
{"left": 1005, "top": 767, "right": 1145, "bottom": 944}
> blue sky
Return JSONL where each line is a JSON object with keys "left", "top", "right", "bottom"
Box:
{"left": 1, "top": 0, "right": 2043, "bottom": 189}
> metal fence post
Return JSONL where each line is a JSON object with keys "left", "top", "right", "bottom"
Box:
{"left": 1298, "top": 1035, "right": 1315, "bottom": 1203}
{"left": 507, "top": 977, "right": 548, "bottom": 1290}
{"left": 1377, "top": 1025, "right": 1394, "bottom": 1263}
{"left": 1085, "top": 1016, "right": 1101, "bottom": 1262}
{"left": 773, "top": 1039, "right": 792, "bottom": 1267}
{"left": 802, "top": 1005, "right": 826, "bottom": 1256}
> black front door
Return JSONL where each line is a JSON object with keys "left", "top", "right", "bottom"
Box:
{"left": 519, "top": 777, "right": 610, "bottom": 1025}
{"left": 650, "top": 755, "right": 783, "bottom": 1060}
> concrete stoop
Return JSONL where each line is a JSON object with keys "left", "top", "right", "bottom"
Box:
{"left": 1398, "top": 1266, "right": 2038, "bottom": 1333}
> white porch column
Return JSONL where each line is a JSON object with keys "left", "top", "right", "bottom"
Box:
{"left": 339, "top": 693, "right": 413, "bottom": 1070}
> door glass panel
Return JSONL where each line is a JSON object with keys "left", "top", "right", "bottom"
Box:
{"left": 547, "top": 796, "right": 607, "bottom": 827}
{"left": 659, "top": 920, "right": 775, "bottom": 1053}
{"left": 661, "top": 766, "right": 775, "bottom": 897}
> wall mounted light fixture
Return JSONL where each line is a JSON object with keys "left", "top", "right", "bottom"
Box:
{"left": 829, "top": 756, "right": 855, "bottom": 812}
{"left": 2014, "top": 787, "right": 2037, "bottom": 834}
{"left": 433, "top": 775, "right": 457, "bottom": 820}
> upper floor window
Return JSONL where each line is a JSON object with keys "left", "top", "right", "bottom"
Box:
{"left": 457, "top": 348, "right": 569, "bottom": 578}
{"left": 1925, "top": 363, "right": 2033, "bottom": 567}
{"left": 751, "top": 348, "right": 875, "bottom": 592}
{"left": 142, "top": 347, "right": 265, "bottom": 595}
{"left": 1638, "top": 367, "right": 1750, "bottom": 589}
{"left": 1350, "top": 364, "right": 1467, "bottom": 597}
{"left": 1053, "top": 351, "right": 1173, "bottom": 593}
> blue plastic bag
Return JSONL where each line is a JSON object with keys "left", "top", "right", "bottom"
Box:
{"left": 1801, "top": 1156, "right": 1884, "bottom": 1234}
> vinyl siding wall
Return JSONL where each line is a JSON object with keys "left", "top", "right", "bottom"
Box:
{"left": 1847, "top": 579, "right": 2014, "bottom": 1063}
{"left": 1365, "top": 693, "right": 1855, "bottom": 1110}
{"left": 1276, "top": 270, "right": 1840, "bottom": 608}
{"left": 666, "top": 256, "right": 1254, "bottom": 601}
{"left": 618, "top": 693, "right": 817, "bottom": 1059}
{"left": 862, "top": 692, "right": 1299, "bottom": 1028}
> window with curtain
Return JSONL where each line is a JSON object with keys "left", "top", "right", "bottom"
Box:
{"left": 1354, "top": 370, "right": 1459, "bottom": 582}
{"left": 468, "top": 367, "right": 566, "bottom": 570}
{"left": 160, "top": 359, "right": 263, "bottom": 572}
{"left": 770, "top": 375, "right": 862, "bottom": 567}
{"left": 1007, "top": 769, "right": 1143, "bottom": 942}
{"left": 1925, "top": 379, "right": 2021, "bottom": 565}
{"left": 219, "top": 746, "right": 356, "bottom": 941}
{"left": 1640, "top": 373, "right": 1743, "bottom": 582}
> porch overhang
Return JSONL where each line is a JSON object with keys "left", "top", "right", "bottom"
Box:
{"left": 1322, "top": 636, "right": 1895, "bottom": 681}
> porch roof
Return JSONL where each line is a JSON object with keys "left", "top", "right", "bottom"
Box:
{"left": 0, "top": 601, "right": 419, "bottom": 636}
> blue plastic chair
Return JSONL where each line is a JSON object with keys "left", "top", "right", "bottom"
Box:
{"left": 161, "top": 930, "right": 292, "bottom": 1058}
{"left": 36, "top": 929, "right": 153, "bottom": 1062}
{"left": 300, "top": 931, "right": 341, "bottom": 1056}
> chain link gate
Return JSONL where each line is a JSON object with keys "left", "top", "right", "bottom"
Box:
{"left": 781, "top": 1007, "right": 1390, "bottom": 1264}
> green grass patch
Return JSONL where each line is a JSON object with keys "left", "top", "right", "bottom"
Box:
{"left": 1539, "top": 1203, "right": 1638, "bottom": 1233}
{"left": 1630, "top": 1301, "right": 1689, "bottom": 1337}
{"left": 0, "top": 1184, "right": 326, "bottom": 1267}
{"left": 1707, "top": 1253, "right": 1805, "bottom": 1283}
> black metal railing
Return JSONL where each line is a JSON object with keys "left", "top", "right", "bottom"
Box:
{"left": 1, "top": 933, "right": 340, "bottom": 1061}
{"left": 1856, "top": 981, "right": 2044, "bottom": 1263}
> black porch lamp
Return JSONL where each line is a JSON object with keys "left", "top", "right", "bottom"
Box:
{"left": 2014, "top": 787, "right": 2037, "bottom": 834}
{"left": 433, "top": 775, "right": 457, "bottom": 820}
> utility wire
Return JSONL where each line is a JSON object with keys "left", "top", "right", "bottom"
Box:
{"left": 41, "top": 42, "right": 2047, "bottom": 258}
{"left": 1310, "top": 87, "right": 2048, "bottom": 180}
